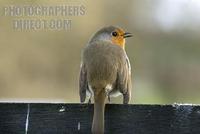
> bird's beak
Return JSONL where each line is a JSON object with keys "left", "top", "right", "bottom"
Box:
{"left": 123, "top": 32, "right": 132, "bottom": 38}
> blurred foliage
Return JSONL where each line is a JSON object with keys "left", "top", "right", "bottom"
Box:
{"left": 0, "top": 0, "right": 200, "bottom": 104}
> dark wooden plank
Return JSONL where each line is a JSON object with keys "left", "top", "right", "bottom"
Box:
{"left": 105, "top": 104, "right": 200, "bottom": 134}
{"left": 29, "top": 103, "right": 93, "bottom": 134}
{"left": 0, "top": 103, "right": 27, "bottom": 134}
{"left": 0, "top": 103, "right": 200, "bottom": 134}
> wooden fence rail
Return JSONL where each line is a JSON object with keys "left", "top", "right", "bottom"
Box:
{"left": 0, "top": 103, "right": 199, "bottom": 134}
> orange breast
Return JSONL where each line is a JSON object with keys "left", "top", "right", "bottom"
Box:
{"left": 111, "top": 37, "right": 125, "bottom": 49}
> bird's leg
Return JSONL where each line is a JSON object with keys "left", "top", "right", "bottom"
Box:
{"left": 87, "top": 90, "right": 92, "bottom": 104}
{"left": 123, "top": 92, "right": 130, "bottom": 104}
{"left": 105, "top": 89, "right": 111, "bottom": 103}
{"left": 88, "top": 97, "right": 91, "bottom": 104}
{"left": 108, "top": 95, "right": 111, "bottom": 103}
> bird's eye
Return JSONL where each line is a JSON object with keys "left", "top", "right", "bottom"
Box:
{"left": 112, "top": 32, "right": 118, "bottom": 37}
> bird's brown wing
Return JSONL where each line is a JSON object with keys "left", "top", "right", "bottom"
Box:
{"left": 79, "top": 63, "right": 88, "bottom": 103}
{"left": 117, "top": 56, "right": 132, "bottom": 104}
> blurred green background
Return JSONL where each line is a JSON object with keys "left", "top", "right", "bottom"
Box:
{"left": 0, "top": 0, "right": 200, "bottom": 104}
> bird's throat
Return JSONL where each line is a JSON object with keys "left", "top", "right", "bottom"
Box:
{"left": 111, "top": 38, "right": 125, "bottom": 49}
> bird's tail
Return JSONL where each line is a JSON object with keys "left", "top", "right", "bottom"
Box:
{"left": 92, "top": 89, "right": 106, "bottom": 134}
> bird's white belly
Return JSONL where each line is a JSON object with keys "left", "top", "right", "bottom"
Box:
{"left": 109, "top": 90, "right": 122, "bottom": 97}
{"left": 86, "top": 84, "right": 121, "bottom": 97}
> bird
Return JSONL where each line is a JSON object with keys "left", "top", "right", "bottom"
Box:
{"left": 79, "top": 26, "right": 132, "bottom": 134}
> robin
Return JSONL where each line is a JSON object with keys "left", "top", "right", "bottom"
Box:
{"left": 79, "top": 26, "right": 132, "bottom": 134}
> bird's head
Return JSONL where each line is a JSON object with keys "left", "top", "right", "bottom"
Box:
{"left": 90, "top": 26, "right": 132, "bottom": 49}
